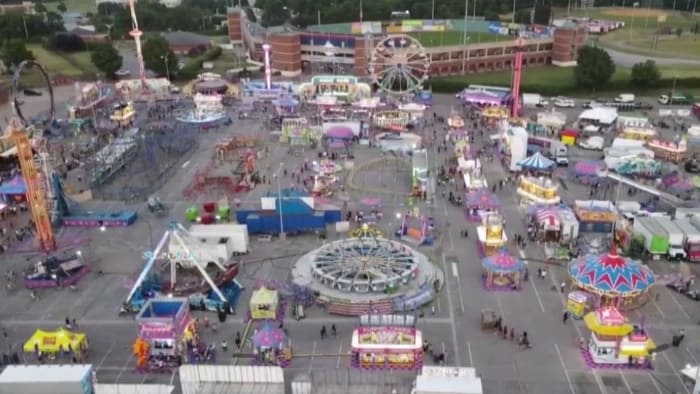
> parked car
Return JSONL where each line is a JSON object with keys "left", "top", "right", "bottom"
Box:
{"left": 685, "top": 160, "right": 700, "bottom": 174}
{"left": 554, "top": 97, "right": 575, "bottom": 108}
{"left": 115, "top": 69, "right": 131, "bottom": 77}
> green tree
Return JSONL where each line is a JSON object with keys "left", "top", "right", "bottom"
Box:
{"left": 260, "top": 0, "right": 288, "bottom": 27}
{"left": 1, "top": 39, "right": 33, "bottom": 69}
{"left": 35, "top": 2, "right": 47, "bottom": 13}
{"left": 57, "top": 2, "right": 67, "bottom": 12}
{"left": 142, "top": 36, "right": 177, "bottom": 77}
{"left": 574, "top": 46, "right": 616, "bottom": 90}
{"left": 90, "top": 43, "right": 122, "bottom": 77}
{"left": 630, "top": 60, "right": 661, "bottom": 89}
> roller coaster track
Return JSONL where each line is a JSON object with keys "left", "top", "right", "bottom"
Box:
{"left": 346, "top": 154, "right": 410, "bottom": 195}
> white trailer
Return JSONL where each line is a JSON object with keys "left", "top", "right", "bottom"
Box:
{"left": 522, "top": 93, "right": 543, "bottom": 107}
{"left": 655, "top": 216, "right": 687, "bottom": 260}
{"left": 187, "top": 224, "right": 250, "bottom": 255}
{"left": 0, "top": 365, "right": 93, "bottom": 394}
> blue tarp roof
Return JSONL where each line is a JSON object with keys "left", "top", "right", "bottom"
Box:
{"left": 0, "top": 176, "right": 25, "bottom": 195}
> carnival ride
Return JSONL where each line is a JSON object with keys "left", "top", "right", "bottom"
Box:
{"left": 567, "top": 247, "right": 655, "bottom": 310}
{"left": 127, "top": 0, "right": 147, "bottom": 88}
{"left": 481, "top": 249, "right": 524, "bottom": 291}
{"left": 122, "top": 223, "right": 242, "bottom": 313}
{"left": 251, "top": 321, "right": 292, "bottom": 367}
{"left": 517, "top": 176, "right": 561, "bottom": 206}
{"left": 214, "top": 135, "right": 257, "bottom": 161}
{"left": 67, "top": 81, "right": 113, "bottom": 120}
{"left": 369, "top": 34, "right": 430, "bottom": 95}
{"left": 182, "top": 72, "right": 240, "bottom": 97}
{"left": 466, "top": 189, "right": 500, "bottom": 222}
{"left": 292, "top": 233, "right": 439, "bottom": 316}
{"left": 510, "top": 38, "right": 526, "bottom": 117}
{"left": 373, "top": 110, "right": 410, "bottom": 131}
{"left": 298, "top": 75, "right": 371, "bottom": 102}
{"left": 396, "top": 211, "right": 434, "bottom": 245}
{"left": 24, "top": 253, "right": 89, "bottom": 289}
{"left": 447, "top": 110, "right": 465, "bottom": 131}
{"left": 176, "top": 93, "right": 230, "bottom": 125}
{"left": 184, "top": 150, "right": 257, "bottom": 200}
{"left": 398, "top": 102, "right": 426, "bottom": 120}
{"left": 110, "top": 101, "right": 136, "bottom": 126}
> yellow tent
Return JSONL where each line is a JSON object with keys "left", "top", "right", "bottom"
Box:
{"left": 250, "top": 286, "right": 279, "bottom": 320}
{"left": 23, "top": 328, "right": 87, "bottom": 354}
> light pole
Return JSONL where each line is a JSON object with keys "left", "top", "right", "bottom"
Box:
{"left": 274, "top": 163, "right": 286, "bottom": 240}
{"left": 629, "top": 2, "right": 639, "bottom": 41}
{"left": 461, "top": 0, "right": 469, "bottom": 74}
{"left": 512, "top": 0, "right": 517, "bottom": 24}
{"left": 431, "top": 0, "right": 435, "bottom": 20}
{"left": 161, "top": 54, "right": 170, "bottom": 80}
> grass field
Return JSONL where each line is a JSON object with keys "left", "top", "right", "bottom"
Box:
{"left": 433, "top": 64, "right": 700, "bottom": 96}
{"left": 26, "top": 45, "right": 97, "bottom": 77}
{"left": 623, "top": 34, "right": 700, "bottom": 59}
{"left": 409, "top": 31, "right": 511, "bottom": 47}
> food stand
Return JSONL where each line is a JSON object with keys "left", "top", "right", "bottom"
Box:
{"left": 559, "top": 129, "right": 579, "bottom": 145}
{"left": 23, "top": 328, "right": 89, "bottom": 361}
{"left": 646, "top": 138, "right": 687, "bottom": 163}
{"left": 517, "top": 176, "right": 561, "bottom": 205}
{"left": 134, "top": 297, "right": 198, "bottom": 370}
{"left": 250, "top": 286, "right": 279, "bottom": 320}
{"left": 566, "top": 291, "right": 588, "bottom": 319}
{"left": 620, "top": 127, "right": 656, "bottom": 141}
{"left": 582, "top": 306, "right": 654, "bottom": 368}
{"left": 481, "top": 107, "right": 509, "bottom": 125}
{"left": 477, "top": 212, "right": 507, "bottom": 256}
{"left": 481, "top": 249, "right": 524, "bottom": 291}
{"left": 351, "top": 325, "right": 423, "bottom": 370}
{"left": 574, "top": 200, "right": 617, "bottom": 233}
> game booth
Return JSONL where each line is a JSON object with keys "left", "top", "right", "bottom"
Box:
{"left": 572, "top": 161, "right": 606, "bottom": 185}
{"left": 249, "top": 286, "right": 281, "bottom": 320}
{"left": 477, "top": 212, "right": 507, "bottom": 256}
{"left": 251, "top": 321, "right": 292, "bottom": 367}
{"left": 481, "top": 107, "right": 509, "bottom": 125}
{"left": 619, "top": 127, "right": 657, "bottom": 141}
{"left": 582, "top": 306, "right": 655, "bottom": 368}
{"left": 465, "top": 189, "right": 500, "bottom": 222}
{"left": 516, "top": 176, "right": 561, "bottom": 206}
{"left": 134, "top": 297, "right": 200, "bottom": 370}
{"left": 481, "top": 249, "right": 524, "bottom": 291}
{"left": 272, "top": 97, "right": 300, "bottom": 116}
{"left": 646, "top": 138, "right": 687, "bottom": 163}
{"left": 574, "top": 200, "right": 617, "bottom": 233}
{"left": 373, "top": 110, "right": 410, "bottom": 132}
{"left": 24, "top": 328, "right": 89, "bottom": 362}
{"left": 298, "top": 75, "right": 372, "bottom": 103}
{"left": 351, "top": 325, "right": 423, "bottom": 370}
{"left": 568, "top": 248, "right": 656, "bottom": 310}
{"left": 462, "top": 166, "right": 487, "bottom": 191}
{"left": 281, "top": 117, "right": 316, "bottom": 146}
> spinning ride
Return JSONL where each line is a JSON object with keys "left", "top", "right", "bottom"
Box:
{"left": 177, "top": 93, "right": 229, "bottom": 125}
{"left": 568, "top": 248, "right": 655, "bottom": 309}
{"left": 481, "top": 249, "right": 524, "bottom": 291}
{"left": 369, "top": 34, "right": 430, "bottom": 95}
{"left": 292, "top": 234, "right": 439, "bottom": 315}
{"left": 251, "top": 321, "right": 292, "bottom": 367}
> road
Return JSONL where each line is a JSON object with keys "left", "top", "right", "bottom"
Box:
{"left": 0, "top": 93, "right": 699, "bottom": 394}
{"left": 602, "top": 45, "right": 700, "bottom": 67}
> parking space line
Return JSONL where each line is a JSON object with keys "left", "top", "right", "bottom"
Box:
{"left": 440, "top": 253, "right": 462, "bottom": 367}
{"left": 661, "top": 352, "right": 690, "bottom": 394}
{"left": 114, "top": 352, "right": 134, "bottom": 383}
{"left": 618, "top": 370, "right": 633, "bottom": 394}
{"left": 554, "top": 344, "right": 576, "bottom": 394}
{"left": 651, "top": 298, "right": 666, "bottom": 319}
{"left": 96, "top": 341, "right": 115, "bottom": 370}
{"left": 647, "top": 373, "right": 664, "bottom": 394}
{"left": 308, "top": 341, "right": 316, "bottom": 374}
{"left": 686, "top": 347, "right": 699, "bottom": 364}
{"left": 523, "top": 249, "right": 545, "bottom": 313}
{"left": 336, "top": 344, "right": 342, "bottom": 369}
{"left": 169, "top": 369, "right": 177, "bottom": 386}
{"left": 667, "top": 292, "right": 691, "bottom": 320}
{"left": 467, "top": 342, "right": 473, "bottom": 368}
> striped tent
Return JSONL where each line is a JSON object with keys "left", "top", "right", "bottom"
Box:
{"left": 517, "top": 152, "right": 555, "bottom": 171}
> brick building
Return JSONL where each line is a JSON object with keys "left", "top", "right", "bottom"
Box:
{"left": 161, "top": 31, "right": 211, "bottom": 56}
{"left": 226, "top": 7, "right": 586, "bottom": 78}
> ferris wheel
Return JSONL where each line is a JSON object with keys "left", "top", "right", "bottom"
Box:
{"left": 368, "top": 34, "right": 430, "bottom": 95}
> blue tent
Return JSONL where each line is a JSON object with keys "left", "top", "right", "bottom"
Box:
{"left": 0, "top": 175, "right": 26, "bottom": 196}
{"left": 517, "top": 152, "right": 555, "bottom": 171}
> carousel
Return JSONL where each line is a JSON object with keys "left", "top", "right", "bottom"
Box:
{"left": 477, "top": 212, "right": 507, "bottom": 256}
{"left": 251, "top": 321, "right": 292, "bottom": 367}
{"left": 517, "top": 152, "right": 556, "bottom": 173}
{"left": 447, "top": 110, "right": 465, "bottom": 131}
{"left": 582, "top": 306, "right": 655, "bottom": 368}
{"left": 481, "top": 249, "right": 524, "bottom": 291}
{"left": 465, "top": 189, "right": 500, "bottom": 222}
{"left": 517, "top": 176, "right": 561, "bottom": 205}
{"left": 568, "top": 247, "right": 656, "bottom": 310}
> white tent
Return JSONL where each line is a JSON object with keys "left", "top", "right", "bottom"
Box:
{"left": 578, "top": 107, "right": 618, "bottom": 126}
{"left": 95, "top": 384, "right": 174, "bottom": 394}
{"left": 415, "top": 366, "right": 483, "bottom": 394}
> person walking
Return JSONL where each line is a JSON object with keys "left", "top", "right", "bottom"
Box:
{"left": 320, "top": 325, "right": 327, "bottom": 339}
{"left": 562, "top": 311, "right": 569, "bottom": 324}
{"left": 331, "top": 324, "right": 337, "bottom": 336}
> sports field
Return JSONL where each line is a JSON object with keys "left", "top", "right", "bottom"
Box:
{"left": 409, "top": 30, "right": 511, "bottom": 47}
{"left": 554, "top": 7, "right": 700, "bottom": 58}
{"left": 49, "top": 0, "right": 95, "bottom": 13}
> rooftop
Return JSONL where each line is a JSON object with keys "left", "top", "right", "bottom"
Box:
{"left": 161, "top": 31, "right": 211, "bottom": 46}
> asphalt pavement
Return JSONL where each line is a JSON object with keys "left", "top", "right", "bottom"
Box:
{"left": 1, "top": 93, "right": 700, "bottom": 394}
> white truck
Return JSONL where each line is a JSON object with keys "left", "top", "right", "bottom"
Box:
{"left": 614, "top": 93, "right": 635, "bottom": 103}
{"left": 522, "top": 93, "right": 548, "bottom": 107}
{"left": 655, "top": 216, "right": 687, "bottom": 260}
{"left": 549, "top": 140, "right": 569, "bottom": 166}
{"left": 578, "top": 136, "right": 605, "bottom": 151}
{"left": 169, "top": 224, "right": 250, "bottom": 268}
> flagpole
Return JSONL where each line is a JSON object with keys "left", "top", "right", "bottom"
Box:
{"left": 360, "top": 0, "right": 363, "bottom": 23}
